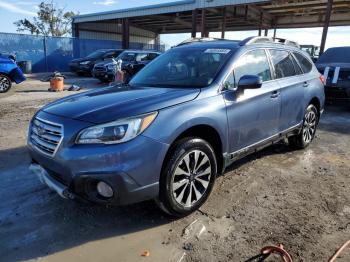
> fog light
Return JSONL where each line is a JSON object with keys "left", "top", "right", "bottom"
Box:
{"left": 97, "top": 181, "right": 114, "bottom": 198}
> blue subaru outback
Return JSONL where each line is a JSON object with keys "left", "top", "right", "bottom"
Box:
{"left": 28, "top": 37, "right": 325, "bottom": 216}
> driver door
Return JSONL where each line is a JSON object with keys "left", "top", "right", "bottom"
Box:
{"left": 222, "top": 49, "right": 281, "bottom": 153}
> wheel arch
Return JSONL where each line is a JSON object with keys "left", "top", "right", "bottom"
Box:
{"left": 161, "top": 124, "right": 225, "bottom": 177}
{"left": 309, "top": 97, "right": 321, "bottom": 121}
{"left": 0, "top": 72, "right": 12, "bottom": 81}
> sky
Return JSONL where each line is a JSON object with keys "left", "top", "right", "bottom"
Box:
{"left": 0, "top": 0, "right": 349, "bottom": 50}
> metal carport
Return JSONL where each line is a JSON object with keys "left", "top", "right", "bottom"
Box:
{"left": 72, "top": 0, "right": 350, "bottom": 53}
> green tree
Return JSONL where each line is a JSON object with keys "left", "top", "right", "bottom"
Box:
{"left": 14, "top": 1, "right": 76, "bottom": 37}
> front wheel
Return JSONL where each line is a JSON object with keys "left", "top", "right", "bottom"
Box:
{"left": 158, "top": 137, "right": 217, "bottom": 217}
{"left": 289, "top": 104, "right": 318, "bottom": 149}
{"left": 0, "top": 74, "right": 12, "bottom": 93}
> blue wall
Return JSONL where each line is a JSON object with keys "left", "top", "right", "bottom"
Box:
{"left": 0, "top": 32, "right": 164, "bottom": 73}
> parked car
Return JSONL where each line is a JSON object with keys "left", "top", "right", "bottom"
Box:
{"left": 28, "top": 37, "right": 324, "bottom": 216}
{"left": 69, "top": 49, "right": 124, "bottom": 76}
{"left": 300, "top": 45, "right": 320, "bottom": 62}
{"left": 316, "top": 46, "right": 350, "bottom": 103}
{"left": 0, "top": 54, "right": 26, "bottom": 93}
{"left": 92, "top": 50, "right": 161, "bottom": 82}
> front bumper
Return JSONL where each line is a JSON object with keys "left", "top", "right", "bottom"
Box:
{"left": 93, "top": 69, "right": 114, "bottom": 80}
{"left": 28, "top": 111, "right": 169, "bottom": 205}
{"left": 69, "top": 64, "right": 92, "bottom": 73}
{"left": 29, "top": 163, "right": 75, "bottom": 199}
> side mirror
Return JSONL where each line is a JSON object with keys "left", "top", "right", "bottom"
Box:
{"left": 238, "top": 75, "right": 262, "bottom": 89}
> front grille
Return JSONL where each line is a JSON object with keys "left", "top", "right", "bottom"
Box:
{"left": 94, "top": 66, "right": 107, "bottom": 72}
{"left": 30, "top": 117, "right": 63, "bottom": 156}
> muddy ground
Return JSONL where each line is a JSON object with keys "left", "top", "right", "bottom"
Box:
{"left": 0, "top": 75, "right": 349, "bottom": 262}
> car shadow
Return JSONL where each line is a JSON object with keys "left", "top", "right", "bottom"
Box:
{"left": 223, "top": 142, "right": 293, "bottom": 175}
{"left": 318, "top": 104, "right": 350, "bottom": 135}
{"left": 0, "top": 146, "right": 174, "bottom": 261}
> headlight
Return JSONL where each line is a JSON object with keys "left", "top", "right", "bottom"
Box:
{"left": 76, "top": 112, "right": 158, "bottom": 144}
{"left": 80, "top": 61, "right": 91, "bottom": 65}
{"left": 107, "top": 64, "right": 116, "bottom": 70}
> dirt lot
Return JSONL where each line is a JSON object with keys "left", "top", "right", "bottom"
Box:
{"left": 0, "top": 75, "right": 349, "bottom": 262}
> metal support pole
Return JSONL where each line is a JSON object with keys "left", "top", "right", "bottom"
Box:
{"left": 258, "top": 12, "right": 263, "bottom": 36}
{"left": 191, "top": 9, "right": 197, "bottom": 38}
{"left": 320, "top": 0, "right": 333, "bottom": 54}
{"left": 72, "top": 22, "right": 79, "bottom": 38}
{"left": 201, "top": 9, "right": 206, "bottom": 37}
{"left": 43, "top": 36, "right": 48, "bottom": 72}
{"left": 264, "top": 28, "right": 268, "bottom": 36}
{"left": 122, "top": 18, "right": 130, "bottom": 49}
{"left": 273, "top": 28, "right": 277, "bottom": 39}
{"left": 221, "top": 7, "right": 226, "bottom": 39}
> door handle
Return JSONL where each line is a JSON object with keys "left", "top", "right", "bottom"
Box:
{"left": 271, "top": 90, "right": 280, "bottom": 98}
{"left": 303, "top": 81, "right": 309, "bottom": 87}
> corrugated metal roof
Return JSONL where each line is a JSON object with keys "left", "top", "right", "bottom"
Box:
{"left": 73, "top": 0, "right": 267, "bottom": 23}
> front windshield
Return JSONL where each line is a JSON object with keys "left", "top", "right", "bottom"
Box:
{"left": 118, "top": 52, "right": 136, "bottom": 62}
{"left": 87, "top": 50, "right": 106, "bottom": 59}
{"left": 130, "top": 48, "right": 233, "bottom": 87}
{"left": 317, "top": 47, "right": 350, "bottom": 63}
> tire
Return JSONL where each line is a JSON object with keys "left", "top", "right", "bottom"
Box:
{"left": 0, "top": 74, "right": 12, "bottom": 93}
{"left": 289, "top": 104, "right": 319, "bottom": 149}
{"left": 158, "top": 137, "right": 217, "bottom": 217}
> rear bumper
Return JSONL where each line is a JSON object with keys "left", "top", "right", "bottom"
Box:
{"left": 325, "top": 85, "right": 350, "bottom": 103}
{"left": 10, "top": 67, "right": 26, "bottom": 84}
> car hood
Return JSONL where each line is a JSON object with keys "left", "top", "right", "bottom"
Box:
{"left": 42, "top": 85, "right": 200, "bottom": 124}
{"left": 316, "top": 62, "right": 350, "bottom": 70}
{"left": 70, "top": 57, "right": 99, "bottom": 64}
{"left": 94, "top": 59, "right": 115, "bottom": 67}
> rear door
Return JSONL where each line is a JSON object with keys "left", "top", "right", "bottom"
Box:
{"left": 223, "top": 49, "right": 281, "bottom": 153}
{"left": 268, "top": 49, "right": 305, "bottom": 131}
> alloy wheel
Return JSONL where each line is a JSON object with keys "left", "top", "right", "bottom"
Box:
{"left": 0, "top": 76, "right": 11, "bottom": 92}
{"left": 303, "top": 110, "right": 317, "bottom": 143}
{"left": 171, "top": 150, "right": 212, "bottom": 208}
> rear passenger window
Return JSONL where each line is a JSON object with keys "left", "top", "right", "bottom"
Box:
{"left": 290, "top": 55, "right": 303, "bottom": 75}
{"left": 270, "top": 50, "right": 297, "bottom": 78}
{"left": 234, "top": 49, "right": 272, "bottom": 85}
{"left": 293, "top": 52, "right": 313, "bottom": 73}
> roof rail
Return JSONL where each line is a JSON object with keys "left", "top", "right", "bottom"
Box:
{"left": 273, "top": 37, "right": 300, "bottom": 48}
{"left": 175, "top": 37, "right": 231, "bottom": 47}
{"left": 239, "top": 36, "right": 300, "bottom": 48}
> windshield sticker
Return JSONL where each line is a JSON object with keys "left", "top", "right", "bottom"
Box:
{"left": 204, "top": 49, "right": 230, "bottom": 54}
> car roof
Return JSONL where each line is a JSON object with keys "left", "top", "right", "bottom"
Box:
{"left": 174, "top": 40, "right": 240, "bottom": 50}
{"left": 96, "top": 49, "right": 123, "bottom": 52}
{"left": 173, "top": 37, "right": 302, "bottom": 53}
{"left": 122, "top": 50, "right": 161, "bottom": 54}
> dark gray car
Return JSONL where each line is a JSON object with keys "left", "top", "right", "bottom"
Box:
{"left": 316, "top": 47, "right": 350, "bottom": 103}
{"left": 92, "top": 50, "right": 161, "bottom": 82}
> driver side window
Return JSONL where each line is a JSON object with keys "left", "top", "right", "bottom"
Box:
{"left": 225, "top": 49, "right": 272, "bottom": 90}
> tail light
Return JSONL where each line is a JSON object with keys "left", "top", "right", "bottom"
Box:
{"left": 319, "top": 74, "right": 325, "bottom": 85}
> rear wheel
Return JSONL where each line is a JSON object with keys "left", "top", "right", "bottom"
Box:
{"left": 289, "top": 104, "right": 318, "bottom": 149}
{"left": 158, "top": 137, "right": 217, "bottom": 217}
{"left": 0, "top": 74, "right": 12, "bottom": 93}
